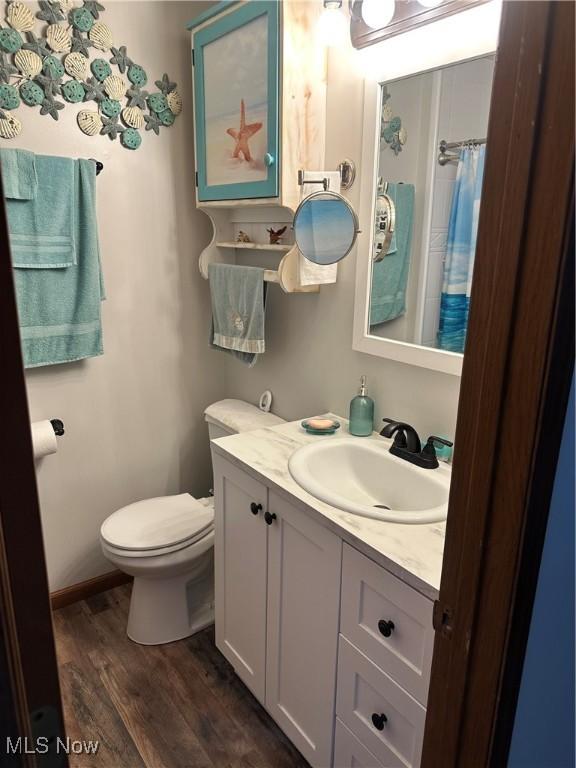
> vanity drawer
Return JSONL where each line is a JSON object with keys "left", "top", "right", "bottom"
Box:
{"left": 341, "top": 544, "right": 434, "bottom": 704}
{"left": 334, "top": 717, "right": 385, "bottom": 768}
{"left": 337, "top": 636, "right": 426, "bottom": 768}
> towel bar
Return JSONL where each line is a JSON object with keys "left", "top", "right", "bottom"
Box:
{"left": 89, "top": 159, "right": 103, "bottom": 175}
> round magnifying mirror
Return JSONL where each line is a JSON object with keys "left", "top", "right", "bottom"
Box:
{"left": 294, "top": 190, "right": 359, "bottom": 265}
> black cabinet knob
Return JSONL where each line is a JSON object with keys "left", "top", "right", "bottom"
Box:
{"left": 371, "top": 712, "right": 388, "bottom": 731}
{"left": 264, "top": 511, "right": 277, "bottom": 526}
{"left": 378, "top": 619, "right": 395, "bottom": 638}
{"left": 250, "top": 502, "right": 262, "bottom": 516}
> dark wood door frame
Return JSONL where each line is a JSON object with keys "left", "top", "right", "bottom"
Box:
{"left": 0, "top": 175, "right": 67, "bottom": 763}
{"left": 422, "top": 1, "right": 574, "bottom": 766}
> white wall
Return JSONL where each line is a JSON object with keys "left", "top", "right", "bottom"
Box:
{"left": 220, "top": 46, "right": 462, "bottom": 445}
{"left": 5, "top": 1, "right": 222, "bottom": 591}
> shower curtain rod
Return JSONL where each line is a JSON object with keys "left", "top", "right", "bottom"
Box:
{"left": 438, "top": 138, "right": 487, "bottom": 166}
{"left": 439, "top": 138, "right": 487, "bottom": 151}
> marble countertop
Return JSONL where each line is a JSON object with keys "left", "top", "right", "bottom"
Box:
{"left": 211, "top": 415, "right": 448, "bottom": 600}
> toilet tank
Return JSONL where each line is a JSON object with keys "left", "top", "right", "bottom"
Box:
{"left": 204, "top": 399, "right": 285, "bottom": 441}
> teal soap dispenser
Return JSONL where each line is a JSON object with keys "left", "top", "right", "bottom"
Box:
{"left": 349, "top": 376, "right": 374, "bottom": 436}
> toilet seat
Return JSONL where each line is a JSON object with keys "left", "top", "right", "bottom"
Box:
{"left": 101, "top": 493, "right": 214, "bottom": 558}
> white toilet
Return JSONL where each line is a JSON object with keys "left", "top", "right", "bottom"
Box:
{"left": 100, "top": 399, "right": 285, "bottom": 645}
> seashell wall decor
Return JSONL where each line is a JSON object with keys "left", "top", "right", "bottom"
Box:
{"left": 14, "top": 49, "right": 42, "bottom": 78}
{"left": 0, "top": 110, "right": 21, "bottom": 138}
{"left": 0, "top": 0, "right": 181, "bottom": 150}
{"left": 379, "top": 86, "right": 407, "bottom": 156}
{"left": 64, "top": 51, "right": 88, "bottom": 80}
{"left": 7, "top": 3, "right": 35, "bottom": 32}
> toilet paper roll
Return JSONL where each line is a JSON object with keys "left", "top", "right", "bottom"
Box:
{"left": 31, "top": 420, "right": 58, "bottom": 460}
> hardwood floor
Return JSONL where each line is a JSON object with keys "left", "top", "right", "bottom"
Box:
{"left": 52, "top": 584, "right": 310, "bottom": 768}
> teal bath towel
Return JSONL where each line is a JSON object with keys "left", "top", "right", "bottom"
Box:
{"left": 3, "top": 152, "right": 76, "bottom": 268}
{"left": 11, "top": 158, "right": 104, "bottom": 368}
{"left": 0, "top": 148, "right": 37, "bottom": 200}
{"left": 208, "top": 263, "right": 266, "bottom": 367}
{"left": 370, "top": 182, "right": 415, "bottom": 326}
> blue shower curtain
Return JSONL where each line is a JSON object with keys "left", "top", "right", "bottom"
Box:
{"left": 437, "top": 146, "right": 486, "bottom": 353}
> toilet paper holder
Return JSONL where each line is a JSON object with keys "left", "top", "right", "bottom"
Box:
{"left": 49, "top": 419, "right": 65, "bottom": 437}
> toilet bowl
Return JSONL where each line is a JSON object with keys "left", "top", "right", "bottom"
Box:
{"left": 101, "top": 493, "right": 215, "bottom": 645}
{"left": 100, "top": 399, "right": 285, "bottom": 645}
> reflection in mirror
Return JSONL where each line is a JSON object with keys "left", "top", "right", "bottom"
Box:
{"left": 294, "top": 191, "right": 359, "bottom": 265}
{"left": 368, "top": 56, "right": 495, "bottom": 354}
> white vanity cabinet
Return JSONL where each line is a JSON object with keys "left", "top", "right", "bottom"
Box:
{"left": 213, "top": 453, "right": 435, "bottom": 768}
{"left": 213, "top": 455, "right": 342, "bottom": 768}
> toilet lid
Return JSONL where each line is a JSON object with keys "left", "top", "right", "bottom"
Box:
{"left": 101, "top": 494, "right": 214, "bottom": 552}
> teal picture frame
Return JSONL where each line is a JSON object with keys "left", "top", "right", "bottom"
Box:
{"left": 193, "top": 1, "right": 280, "bottom": 202}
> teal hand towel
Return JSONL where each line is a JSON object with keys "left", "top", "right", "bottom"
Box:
{"left": 13, "top": 159, "right": 104, "bottom": 368}
{"left": 4, "top": 153, "right": 75, "bottom": 267}
{"left": 0, "top": 149, "right": 37, "bottom": 200}
{"left": 370, "top": 182, "right": 415, "bottom": 326}
{"left": 208, "top": 263, "right": 266, "bottom": 367}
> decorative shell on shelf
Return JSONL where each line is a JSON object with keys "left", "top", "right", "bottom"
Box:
{"left": 89, "top": 22, "right": 113, "bottom": 51}
{"left": 77, "top": 109, "right": 102, "bottom": 136}
{"left": 0, "top": 111, "right": 22, "bottom": 139}
{"left": 46, "top": 24, "right": 72, "bottom": 53}
{"left": 121, "top": 106, "right": 144, "bottom": 129}
{"left": 166, "top": 90, "right": 182, "bottom": 116}
{"left": 64, "top": 52, "right": 88, "bottom": 80}
{"left": 14, "top": 49, "right": 42, "bottom": 78}
{"left": 103, "top": 74, "right": 125, "bottom": 100}
{"left": 7, "top": 2, "right": 35, "bottom": 32}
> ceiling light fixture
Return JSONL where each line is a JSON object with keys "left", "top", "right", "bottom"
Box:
{"left": 418, "top": 0, "right": 445, "bottom": 7}
{"left": 361, "top": 0, "right": 396, "bottom": 30}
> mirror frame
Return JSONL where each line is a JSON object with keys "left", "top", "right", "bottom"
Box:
{"left": 353, "top": 57, "right": 497, "bottom": 377}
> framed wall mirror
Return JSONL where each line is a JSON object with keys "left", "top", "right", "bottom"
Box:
{"left": 353, "top": 54, "right": 496, "bottom": 375}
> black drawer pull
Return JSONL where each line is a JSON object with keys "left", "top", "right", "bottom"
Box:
{"left": 264, "top": 511, "right": 277, "bottom": 525}
{"left": 250, "top": 502, "right": 262, "bottom": 516}
{"left": 378, "top": 619, "right": 395, "bottom": 638}
{"left": 371, "top": 712, "right": 388, "bottom": 731}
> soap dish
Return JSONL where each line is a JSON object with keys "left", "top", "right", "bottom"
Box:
{"left": 301, "top": 417, "right": 341, "bottom": 435}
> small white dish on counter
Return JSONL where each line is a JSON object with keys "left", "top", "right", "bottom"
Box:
{"left": 288, "top": 437, "right": 449, "bottom": 524}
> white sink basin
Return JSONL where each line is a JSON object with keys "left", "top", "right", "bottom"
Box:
{"left": 288, "top": 437, "right": 449, "bottom": 524}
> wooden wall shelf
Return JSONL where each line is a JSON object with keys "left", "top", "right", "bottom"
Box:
{"left": 216, "top": 242, "right": 292, "bottom": 253}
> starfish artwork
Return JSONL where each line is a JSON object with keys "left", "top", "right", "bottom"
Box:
{"left": 226, "top": 99, "right": 262, "bottom": 162}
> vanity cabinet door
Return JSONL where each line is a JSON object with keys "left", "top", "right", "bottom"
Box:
{"left": 192, "top": 1, "right": 280, "bottom": 202}
{"left": 265, "top": 491, "right": 342, "bottom": 768}
{"left": 213, "top": 455, "right": 268, "bottom": 704}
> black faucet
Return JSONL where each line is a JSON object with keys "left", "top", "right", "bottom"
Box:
{"left": 379, "top": 418, "right": 453, "bottom": 469}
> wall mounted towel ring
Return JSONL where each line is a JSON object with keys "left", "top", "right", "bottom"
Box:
{"left": 293, "top": 190, "right": 360, "bottom": 266}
